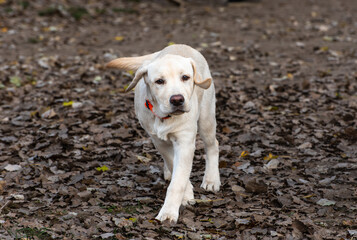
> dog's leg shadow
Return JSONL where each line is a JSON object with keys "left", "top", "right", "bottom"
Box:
{"left": 164, "top": 161, "right": 172, "bottom": 181}
{"left": 181, "top": 181, "right": 194, "bottom": 205}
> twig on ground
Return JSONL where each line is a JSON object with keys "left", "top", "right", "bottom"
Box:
{"left": 0, "top": 200, "right": 11, "bottom": 214}
{"left": 166, "top": 0, "right": 185, "bottom": 7}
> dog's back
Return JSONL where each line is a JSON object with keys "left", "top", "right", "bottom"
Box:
{"left": 107, "top": 44, "right": 212, "bottom": 81}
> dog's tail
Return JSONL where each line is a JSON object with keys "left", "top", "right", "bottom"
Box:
{"left": 106, "top": 52, "right": 159, "bottom": 71}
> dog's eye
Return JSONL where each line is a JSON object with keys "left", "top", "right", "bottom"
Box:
{"left": 155, "top": 79, "right": 165, "bottom": 85}
{"left": 182, "top": 75, "right": 190, "bottom": 81}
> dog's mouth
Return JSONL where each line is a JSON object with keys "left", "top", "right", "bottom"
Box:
{"left": 170, "top": 108, "right": 186, "bottom": 115}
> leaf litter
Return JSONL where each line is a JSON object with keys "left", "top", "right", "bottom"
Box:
{"left": 0, "top": 0, "right": 356, "bottom": 239}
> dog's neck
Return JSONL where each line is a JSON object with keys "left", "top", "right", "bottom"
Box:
{"left": 145, "top": 99, "right": 171, "bottom": 120}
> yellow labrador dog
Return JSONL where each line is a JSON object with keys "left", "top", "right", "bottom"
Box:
{"left": 107, "top": 44, "right": 220, "bottom": 223}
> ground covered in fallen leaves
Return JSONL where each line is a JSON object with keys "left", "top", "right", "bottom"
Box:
{"left": 0, "top": 0, "right": 357, "bottom": 239}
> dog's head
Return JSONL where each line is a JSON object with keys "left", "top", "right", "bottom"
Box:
{"left": 110, "top": 54, "right": 211, "bottom": 116}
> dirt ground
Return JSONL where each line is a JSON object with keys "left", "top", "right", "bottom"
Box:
{"left": 1, "top": 0, "right": 357, "bottom": 239}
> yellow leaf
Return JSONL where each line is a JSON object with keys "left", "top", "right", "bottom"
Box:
{"left": 264, "top": 153, "right": 278, "bottom": 161}
{"left": 0, "top": 0, "right": 6, "bottom": 4}
{"left": 144, "top": 153, "right": 152, "bottom": 159}
{"left": 30, "top": 111, "right": 38, "bottom": 117}
{"left": 137, "top": 155, "right": 151, "bottom": 163}
{"left": 342, "top": 220, "right": 353, "bottom": 226}
{"left": 303, "top": 194, "right": 315, "bottom": 198}
{"left": 62, "top": 101, "right": 73, "bottom": 107}
{"left": 240, "top": 151, "right": 249, "bottom": 158}
{"left": 1, "top": 27, "right": 8, "bottom": 33}
{"left": 286, "top": 73, "right": 293, "bottom": 79}
{"left": 127, "top": 70, "right": 134, "bottom": 76}
{"left": 168, "top": 41, "right": 175, "bottom": 46}
{"left": 96, "top": 165, "right": 109, "bottom": 172}
{"left": 115, "top": 36, "right": 124, "bottom": 41}
{"left": 200, "top": 42, "right": 208, "bottom": 48}
{"left": 128, "top": 217, "right": 137, "bottom": 223}
{"left": 266, "top": 106, "right": 279, "bottom": 111}
{"left": 320, "top": 46, "right": 329, "bottom": 52}
{"left": 199, "top": 218, "right": 214, "bottom": 223}
{"left": 323, "top": 36, "right": 333, "bottom": 42}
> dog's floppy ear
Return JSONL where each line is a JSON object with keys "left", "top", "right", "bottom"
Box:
{"left": 125, "top": 65, "right": 148, "bottom": 92}
{"left": 190, "top": 59, "right": 212, "bottom": 89}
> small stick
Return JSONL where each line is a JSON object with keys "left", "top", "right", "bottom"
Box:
{"left": 167, "top": 0, "right": 185, "bottom": 6}
{"left": 0, "top": 200, "right": 10, "bottom": 214}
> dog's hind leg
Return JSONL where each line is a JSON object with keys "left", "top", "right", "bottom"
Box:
{"left": 181, "top": 181, "right": 194, "bottom": 205}
{"left": 198, "top": 95, "right": 221, "bottom": 192}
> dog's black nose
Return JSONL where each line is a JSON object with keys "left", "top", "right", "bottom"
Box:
{"left": 170, "top": 94, "right": 185, "bottom": 106}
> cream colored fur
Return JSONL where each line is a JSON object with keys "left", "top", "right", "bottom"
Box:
{"left": 107, "top": 44, "right": 220, "bottom": 223}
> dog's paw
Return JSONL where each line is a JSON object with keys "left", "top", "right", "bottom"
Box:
{"left": 201, "top": 175, "right": 221, "bottom": 192}
{"left": 155, "top": 207, "right": 178, "bottom": 223}
{"left": 181, "top": 182, "right": 194, "bottom": 206}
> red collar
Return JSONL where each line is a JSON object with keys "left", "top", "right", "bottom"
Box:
{"left": 145, "top": 100, "right": 171, "bottom": 120}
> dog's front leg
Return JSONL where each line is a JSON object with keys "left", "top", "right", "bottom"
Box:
{"left": 156, "top": 132, "right": 195, "bottom": 223}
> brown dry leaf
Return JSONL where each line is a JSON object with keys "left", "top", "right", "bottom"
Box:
{"left": 233, "top": 161, "right": 241, "bottom": 167}
{"left": 222, "top": 126, "right": 232, "bottom": 134}
{"left": 0, "top": 180, "right": 5, "bottom": 193}
{"left": 245, "top": 178, "right": 268, "bottom": 194}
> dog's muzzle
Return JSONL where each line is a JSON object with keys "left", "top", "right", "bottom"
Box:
{"left": 170, "top": 94, "right": 185, "bottom": 107}
{"left": 169, "top": 94, "right": 187, "bottom": 115}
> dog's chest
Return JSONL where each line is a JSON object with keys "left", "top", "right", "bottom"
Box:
{"left": 140, "top": 116, "right": 171, "bottom": 141}
{"left": 137, "top": 113, "right": 190, "bottom": 141}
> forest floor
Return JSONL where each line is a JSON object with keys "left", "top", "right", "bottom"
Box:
{"left": 0, "top": 0, "right": 356, "bottom": 239}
